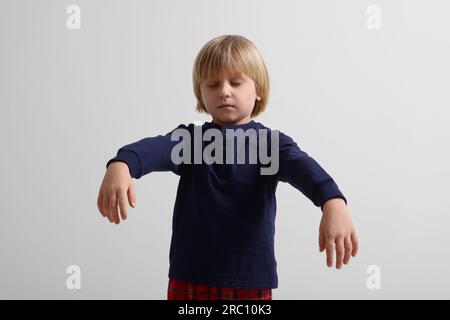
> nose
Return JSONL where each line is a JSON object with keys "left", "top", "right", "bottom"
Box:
{"left": 218, "top": 82, "right": 232, "bottom": 99}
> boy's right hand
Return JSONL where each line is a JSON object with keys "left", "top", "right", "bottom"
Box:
{"left": 97, "top": 161, "right": 136, "bottom": 224}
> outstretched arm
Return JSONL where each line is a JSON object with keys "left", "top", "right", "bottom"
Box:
{"left": 98, "top": 123, "right": 191, "bottom": 224}
{"left": 276, "top": 131, "right": 357, "bottom": 268}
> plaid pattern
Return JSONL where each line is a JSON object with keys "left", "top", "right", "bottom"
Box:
{"left": 167, "top": 278, "right": 272, "bottom": 300}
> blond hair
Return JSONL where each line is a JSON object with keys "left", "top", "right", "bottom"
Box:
{"left": 192, "top": 35, "right": 270, "bottom": 117}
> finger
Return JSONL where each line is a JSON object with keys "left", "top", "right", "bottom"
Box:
{"left": 351, "top": 232, "right": 359, "bottom": 257}
{"left": 97, "top": 192, "right": 105, "bottom": 217}
{"left": 110, "top": 196, "right": 120, "bottom": 224}
{"left": 343, "top": 236, "right": 353, "bottom": 265}
{"left": 103, "top": 195, "right": 113, "bottom": 223}
{"left": 118, "top": 192, "right": 128, "bottom": 221}
{"left": 128, "top": 180, "right": 136, "bottom": 208}
{"left": 319, "top": 232, "right": 325, "bottom": 252}
{"left": 335, "top": 237, "right": 345, "bottom": 269}
{"left": 326, "top": 240, "right": 334, "bottom": 268}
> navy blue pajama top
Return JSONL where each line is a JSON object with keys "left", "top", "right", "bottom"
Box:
{"left": 106, "top": 120, "right": 347, "bottom": 289}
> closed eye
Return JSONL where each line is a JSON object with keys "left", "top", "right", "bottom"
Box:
{"left": 207, "top": 82, "right": 241, "bottom": 88}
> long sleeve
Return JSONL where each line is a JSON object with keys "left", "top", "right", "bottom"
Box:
{"left": 106, "top": 124, "right": 189, "bottom": 179}
{"left": 276, "top": 131, "right": 347, "bottom": 211}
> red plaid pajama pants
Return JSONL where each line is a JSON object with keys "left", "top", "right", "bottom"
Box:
{"left": 167, "top": 278, "right": 272, "bottom": 300}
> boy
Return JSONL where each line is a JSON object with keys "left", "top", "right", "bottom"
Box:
{"left": 97, "top": 35, "right": 358, "bottom": 300}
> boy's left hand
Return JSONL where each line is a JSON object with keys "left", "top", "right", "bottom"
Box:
{"left": 319, "top": 198, "right": 358, "bottom": 269}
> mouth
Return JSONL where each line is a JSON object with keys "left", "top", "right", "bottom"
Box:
{"left": 218, "top": 104, "right": 235, "bottom": 109}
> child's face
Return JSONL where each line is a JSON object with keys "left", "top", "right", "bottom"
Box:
{"left": 200, "top": 71, "right": 260, "bottom": 126}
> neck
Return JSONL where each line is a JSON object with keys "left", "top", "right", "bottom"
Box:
{"left": 212, "top": 117, "right": 252, "bottom": 127}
